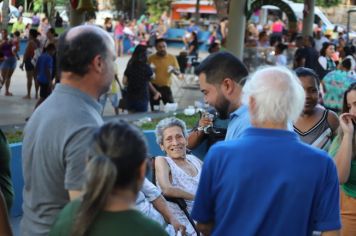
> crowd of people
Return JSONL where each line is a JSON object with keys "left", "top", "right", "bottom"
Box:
{"left": 1, "top": 9, "right": 356, "bottom": 236}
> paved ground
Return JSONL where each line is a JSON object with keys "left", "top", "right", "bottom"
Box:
{"left": 0, "top": 47, "right": 208, "bottom": 129}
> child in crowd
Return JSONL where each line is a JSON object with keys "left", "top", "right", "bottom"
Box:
{"left": 34, "top": 43, "right": 56, "bottom": 109}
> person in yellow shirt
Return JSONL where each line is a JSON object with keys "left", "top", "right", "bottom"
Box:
{"left": 99, "top": 63, "right": 120, "bottom": 115}
{"left": 11, "top": 16, "right": 25, "bottom": 36}
{"left": 148, "top": 38, "right": 182, "bottom": 111}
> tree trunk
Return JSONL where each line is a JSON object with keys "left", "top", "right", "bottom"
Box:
{"left": 1, "top": 0, "right": 10, "bottom": 31}
{"left": 226, "top": 0, "right": 246, "bottom": 59}
{"left": 70, "top": 6, "right": 85, "bottom": 26}
{"left": 213, "top": 0, "right": 228, "bottom": 19}
{"left": 302, "top": 0, "right": 315, "bottom": 36}
{"left": 195, "top": 0, "right": 200, "bottom": 24}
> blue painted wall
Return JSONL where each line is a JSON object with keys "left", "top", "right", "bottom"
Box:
{"left": 9, "top": 130, "right": 207, "bottom": 217}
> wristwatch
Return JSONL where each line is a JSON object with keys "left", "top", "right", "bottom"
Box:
{"left": 197, "top": 126, "right": 204, "bottom": 132}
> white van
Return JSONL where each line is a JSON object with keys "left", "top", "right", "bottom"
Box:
{"left": 259, "top": 0, "right": 336, "bottom": 31}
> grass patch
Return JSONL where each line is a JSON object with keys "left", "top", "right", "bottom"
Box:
{"left": 4, "top": 130, "right": 23, "bottom": 144}
{"left": 140, "top": 113, "right": 200, "bottom": 130}
{"left": 4, "top": 113, "right": 201, "bottom": 143}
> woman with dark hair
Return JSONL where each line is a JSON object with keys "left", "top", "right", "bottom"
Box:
{"left": 0, "top": 29, "right": 18, "bottom": 96}
{"left": 20, "top": 29, "right": 40, "bottom": 99}
{"left": 188, "top": 31, "right": 199, "bottom": 58}
{"left": 293, "top": 67, "right": 339, "bottom": 151}
{"left": 123, "top": 45, "right": 161, "bottom": 112}
{"left": 318, "top": 42, "right": 336, "bottom": 79}
{"left": 104, "top": 17, "right": 113, "bottom": 33}
{"left": 50, "top": 121, "right": 167, "bottom": 236}
{"left": 329, "top": 83, "right": 356, "bottom": 235}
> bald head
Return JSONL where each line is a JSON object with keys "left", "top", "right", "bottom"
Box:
{"left": 58, "top": 25, "right": 115, "bottom": 77}
{"left": 243, "top": 66, "right": 305, "bottom": 125}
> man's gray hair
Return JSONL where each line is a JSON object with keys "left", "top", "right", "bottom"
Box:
{"left": 242, "top": 66, "right": 305, "bottom": 124}
{"left": 155, "top": 117, "right": 188, "bottom": 145}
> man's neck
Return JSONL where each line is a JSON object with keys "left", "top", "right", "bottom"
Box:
{"left": 60, "top": 73, "right": 100, "bottom": 100}
{"left": 252, "top": 120, "right": 287, "bottom": 130}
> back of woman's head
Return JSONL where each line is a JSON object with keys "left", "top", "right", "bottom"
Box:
{"left": 29, "top": 29, "right": 38, "bottom": 39}
{"left": 276, "top": 43, "right": 287, "bottom": 53}
{"left": 129, "top": 45, "right": 148, "bottom": 65}
{"left": 72, "top": 120, "right": 147, "bottom": 236}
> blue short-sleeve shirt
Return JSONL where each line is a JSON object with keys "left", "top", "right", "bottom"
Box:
{"left": 192, "top": 127, "right": 341, "bottom": 235}
{"left": 225, "top": 105, "right": 251, "bottom": 140}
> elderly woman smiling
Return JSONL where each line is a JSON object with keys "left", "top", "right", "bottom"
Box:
{"left": 155, "top": 117, "right": 202, "bottom": 236}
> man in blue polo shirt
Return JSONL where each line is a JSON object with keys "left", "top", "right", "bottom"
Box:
{"left": 192, "top": 66, "right": 341, "bottom": 235}
{"left": 195, "top": 51, "right": 250, "bottom": 141}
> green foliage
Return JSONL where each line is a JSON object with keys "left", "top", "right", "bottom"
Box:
{"left": 292, "top": 0, "right": 341, "bottom": 7}
{"left": 146, "top": 0, "right": 172, "bottom": 22}
{"left": 33, "top": 0, "right": 42, "bottom": 12}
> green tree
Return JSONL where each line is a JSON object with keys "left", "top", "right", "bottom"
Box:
{"left": 292, "top": 0, "right": 341, "bottom": 7}
{"left": 146, "top": 0, "right": 172, "bottom": 22}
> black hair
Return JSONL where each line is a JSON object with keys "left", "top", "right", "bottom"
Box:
{"left": 44, "top": 43, "right": 56, "bottom": 52}
{"left": 13, "top": 31, "right": 20, "bottom": 37}
{"left": 128, "top": 45, "right": 148, "bottom": 65}
{"left": 57, "top": 29, "right": 109, "bottom": 76}
{"left": 276, "top": 43, "right": 288, "bottom": 53}
{"left": 47, "top": 27, "right": 57, "bottom": 36}
{"left": 320, "top": 42, "right": 335, "bottom": 57}
{"left": 29, "top": 29, "right": 39, "bottom": 39}
{"left": 195, "top": 51, "right": 249, "bottom": 85}
{"left": 208, "top": 42, "right": 219, "bottom": 53}
{"left": 155, "top": 38, "right": 166, "bottom": 46}
{"left": 341, "top": 58, "right": 352, "bottom": 70}
{"left": 295, "top": 67, "right": 320, "bottom": 85}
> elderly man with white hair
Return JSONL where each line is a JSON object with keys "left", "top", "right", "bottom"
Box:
{"left": 191, "top": 66, "right": 341, "bottom": 236}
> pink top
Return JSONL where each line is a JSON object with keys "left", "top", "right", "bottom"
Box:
{"left": 272, "top": 21, "right": 283, "bottom": 33}
{"left": 114, "top": 23, "right": 124, "bottom": 36}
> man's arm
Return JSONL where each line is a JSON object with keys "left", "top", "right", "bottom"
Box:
{"left": 321, "top": 230, "right": 339, "bottom": 236}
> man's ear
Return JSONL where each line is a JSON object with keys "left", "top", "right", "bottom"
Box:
{"left": 220, "top": 78, "right": 235, "bottom": 96}
{"left": 249, "top": 96, "right": 256, "bottom": 113}
{"left": 159, "top": 144, "right": 164, "bottom": 152}
{"left": 92, "top": 54, "right": 104, "bottom": 73}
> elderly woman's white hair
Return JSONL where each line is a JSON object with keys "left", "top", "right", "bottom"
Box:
{"left": 242, "top": 66, "right": 305, "bottom": 125}
{"left": 155, "top": 117, "right": 188, "bottom": 145}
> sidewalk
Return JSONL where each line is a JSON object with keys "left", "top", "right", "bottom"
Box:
{"left": 0, "top": 47, "right": 208, "bottom": 128}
